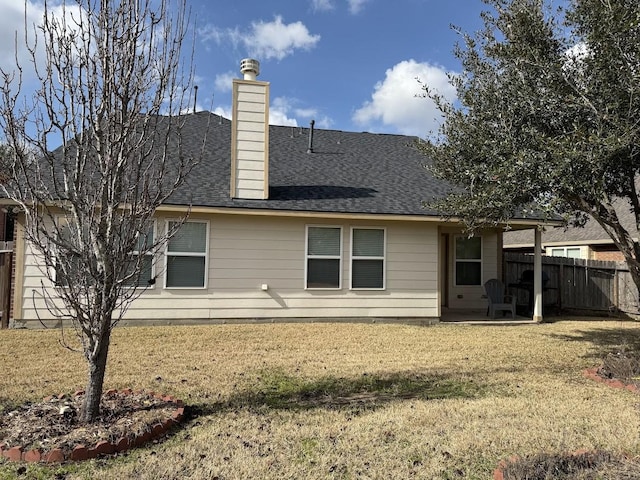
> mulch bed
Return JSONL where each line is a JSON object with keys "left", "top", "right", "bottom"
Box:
{"left": 496, "top": 450, "right": 640, "bottom": 480}
{"left": 598, "top": 350, "right": 640, "bottom": 390}
{"left": 0, "top": 389, "right": 184, "bottom": 463}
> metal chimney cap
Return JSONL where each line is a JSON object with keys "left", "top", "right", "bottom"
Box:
{"left": 240, "top": 58, "right": 260, "bottom": 80}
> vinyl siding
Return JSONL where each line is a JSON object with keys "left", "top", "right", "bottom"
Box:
{"left": 231, "top": 80, "right": 269, "bottom": 200}
{"left": 17, "top": 214, "right": 442, "bottom": 323}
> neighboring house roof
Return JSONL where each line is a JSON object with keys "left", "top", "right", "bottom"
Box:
{"left": 504, "top": 199, "right": 637, "bottom": 248}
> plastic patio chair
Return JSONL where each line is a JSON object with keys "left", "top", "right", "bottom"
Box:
{"left": 484, "top": 278, "right": 516, "bottom": 319}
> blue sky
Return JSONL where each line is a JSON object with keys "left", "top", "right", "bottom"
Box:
{"left": 0, "top": 0, "right": 488, "bottom": 138}
{"left": 192, "top": 0, "right": 486, "bottom": 137}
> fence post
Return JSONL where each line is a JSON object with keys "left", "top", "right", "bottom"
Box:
{"left": 558, "top": 261, "right": 563, "bottom": 312}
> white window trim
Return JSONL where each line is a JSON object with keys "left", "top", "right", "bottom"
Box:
{"left": 305, "top": 225, "right": 343, "bottom": 290}
{"left": 454, "top": 235, "right": 483, "bottom": 287}
{"left": 350, "top": 226, "right": 386, "bottom": 291}
{"left": 164, "top": 219, "right": 209, "bottom": 290}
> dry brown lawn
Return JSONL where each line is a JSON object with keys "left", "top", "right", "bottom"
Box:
{"left": 1, "top": 319, "right": 639, "bottom": 479}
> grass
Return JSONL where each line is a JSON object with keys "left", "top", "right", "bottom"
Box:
{"left": 1, "top": 319, "right": 640, "bottom": 479}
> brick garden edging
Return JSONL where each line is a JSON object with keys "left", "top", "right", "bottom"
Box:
{"left": 493, "top": 366, "right": 638, "bottom": 479}
{"left": 0, "top": 389, "right": 185, "bottom": 463}
{"left": 582, "top": 366, "right": 640, "bottom": 393}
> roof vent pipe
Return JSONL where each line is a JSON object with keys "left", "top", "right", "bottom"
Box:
{"left": 193, "top": 85, "right": 198, "bottom": 113}
{"left": 307, "top": 119, "right": 315, "bottom": 153}
{"left": 240, "top": 58, "right": 260, "bottom": 80}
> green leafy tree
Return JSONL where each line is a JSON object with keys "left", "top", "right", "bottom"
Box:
{"left": 420, "top": 0, "right": 640, "bottom": 299}
{"left": 0, "top": 0, "right": 199, "bottom": 422}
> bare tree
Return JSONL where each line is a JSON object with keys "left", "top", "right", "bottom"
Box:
{"left": 0, "top": 0, "right": 201, "bottom": 422}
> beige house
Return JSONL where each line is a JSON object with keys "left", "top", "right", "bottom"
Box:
{"left": 5, "top": 59, "right": 553, "bottom": 326}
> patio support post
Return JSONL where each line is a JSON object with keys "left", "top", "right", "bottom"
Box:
{"left": 533, "top": 228, "right": 543, "bottom": 322}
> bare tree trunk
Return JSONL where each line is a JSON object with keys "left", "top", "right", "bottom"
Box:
{"left": 80, "top": 329, "right": 111, "bottom": 423}
{"left": 621, "top": 253, "right": 640, "bottom": 310}
{"left": 577, "top": 200, "right": 640, "bottom": 312}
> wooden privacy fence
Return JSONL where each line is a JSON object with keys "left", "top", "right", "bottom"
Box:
{"left": 504, "top": 253, "right": 639, "bottom": 315}
{"left": 0, "top": 241, "right": 13, "bottom": 329}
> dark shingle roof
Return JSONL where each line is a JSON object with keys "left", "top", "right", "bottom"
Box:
{"left": 0, "top": 111, "right": 553, "bottom": 223}
{"left": 167, "top": 112, "right": 454, "bottom": 216}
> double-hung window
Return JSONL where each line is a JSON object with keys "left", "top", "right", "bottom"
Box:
{"left": 306, "top": 226, "right": 342, "bottom": 289}
{"left": 549, "top": 247, "right": 581, "bottom": 259}
{"left": 165, "top": 220, "right": 208, "bottom": 288}
{"left": 351, "top": 227, "right": 385, "bottom": 289}
{"left": 124, "top": 223, "right": 155, "bottom": 287}
{"left": 53, "top": 220, "right": 84, "bottom": 287}
{"left": 54, "top": 219, "right": 156, "bottom": 288}
{"left": 454, "top": 235, "right": 482, "bottom": 286}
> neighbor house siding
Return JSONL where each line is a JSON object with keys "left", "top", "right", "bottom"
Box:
{"left": 16, "top": 214, "right": 441, "bottom": 324}
{"left": 591, "top": 247, "right": 624, "bottom": 262}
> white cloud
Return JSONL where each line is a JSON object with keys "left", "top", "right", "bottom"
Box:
{"left": 245, "top": 16, "right": 320, "bottom": 61}
{"left": 564, "top": 41, "right": 589, "bottom": 73}
{"left": 271, "top": 97, "right": 335, "bottom": 128}
{"left": 565, "top": 42, "right": 589, "bottom": 61}
{"left": 198, "top": 24, "right": 225, "bottom": 45}
{"left": 314, "top": 116, "right": 333, "bottom": 129}
{"left": 269, "top": 109, "right": 298, "bottom": 127}
{"left": 294, "top": 107, "right": 318, "bottom": 118}
{"left": 311, "top": 0, "right": 334, "bottom": 12}
{"left": 212, "top": 96, "right": 332, "bottom": 128}
{"left": 347, "top": 0, "right": 370, "bottom": 14}
{"left": 213, "top": 105, "right": 232, "bottom": 119}
{"left": 0, "top": 0, "right": 49, "bottom": 77}
{"left": 0, "top": 1, "right": 87, "bottom": 83}
{"left": 311, "top": 0, "right": 368, "bottom": 15}
{"left": 214, "top": 72, "right": 235, "bottom": 92}
{"left": 200, "top": 16, "right": 320, "bottom": 62}
{"left": 353, "top": 59, "right": 456, "bottom": 137}
{"left": 270, "top": 97, "right": 298, "bottom": 126}
{"left": 212, "top": 96, "right": 299, "bottom": 126}
{"left": 292, "top": 107, "right": 333, "bottom": 129}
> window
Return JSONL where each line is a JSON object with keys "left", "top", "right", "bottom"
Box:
{"left": 455, "top": 236, "right": 482, "bottom": 286}
{"left": 351, "top": 228, "right": 385, "bottom": 289}
{"left": 549, "top": 247, "right": 582, "bottom": 259}
{"left": 54, "top": 220, "right": 156, "bottom": 288}
{"left": 53, "top": 220, "right": 85, "bottom": 287}
{"left": 123, "top": 223, "right": 155, "bottom": 287}
{"left": 165, "top": 221, "right": 208, "bottom": 288}
{"left": 54, "top": 252, "right": 83, "bottom": 287}
{"left": 306, "top": 226, "right": 341, "bottom": 289}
